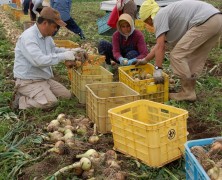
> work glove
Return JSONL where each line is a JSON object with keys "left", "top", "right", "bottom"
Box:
{"left": 127, "top": 58, "right": 137, "bottom": 65}
{"left": 134, "top": 58, "right": 148, "bottom": 66}
{"left": 62, "top": 51, "right": 75, "bottom": 60}
{"left": 153, "top": 69, "right": 164, "bottom": 84}
{"left": 36, "top": 12, "right": 40, "bottom": 18}
{"left": 118, "top": 57, "right": 128, "bottom": 66}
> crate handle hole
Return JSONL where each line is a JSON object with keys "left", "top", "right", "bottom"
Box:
{"left": 161, "top": 109, "right": 169, "bottom": 114}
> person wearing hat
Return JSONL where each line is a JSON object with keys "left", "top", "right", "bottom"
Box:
{"left": 50, "top": 0, "right": 85, "bottom": 39}
{"left": 98, "top": 13, "right": 148, "bottom": 66}
{"left": 135, "top": 0, "right": 222, "bottom": 101}
{"left": 12, "top": 7, "right": 77, "bottom": 110}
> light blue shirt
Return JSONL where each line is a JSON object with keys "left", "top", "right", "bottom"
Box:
{"left": 50, "top": 0, "right": 71, "bottom": 21}
{"left": 13, "top": 24, "right": 66, "bottom": 80}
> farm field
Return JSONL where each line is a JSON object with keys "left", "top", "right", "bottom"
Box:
{"left": 0, "top": 0, "right": 221, "bottom": 179}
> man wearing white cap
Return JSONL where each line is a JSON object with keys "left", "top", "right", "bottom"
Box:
{"left": 136, "top": 0, "right": 222, "bottom": 101}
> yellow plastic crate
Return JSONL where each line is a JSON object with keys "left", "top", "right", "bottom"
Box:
{"left": 135, "top": 19, "right": 146, "bottom": 31}
{"left": 54, "top": 40, "right": 79, "bottom": 49}
{"left": 118, "top": 64, "right": 169, "bottom": 103}
{"left": 86, "top": 82, "right": 140, "bottom": 133}
{"left": 71, "top": 66, "right": 113, "bottom": 104}
{"left": 108, "top": 99, "right": 188, "bottom": 167}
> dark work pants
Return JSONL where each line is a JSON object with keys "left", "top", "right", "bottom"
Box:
{"left": 53, "top": 17, "right": 84, "bottom": 38}
{"left": 23, "top": 0, "right": 31, "bottom": 14}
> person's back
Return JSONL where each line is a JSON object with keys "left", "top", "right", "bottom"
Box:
{"left": 50, "top": 0, "right": 71, "bottom": 21}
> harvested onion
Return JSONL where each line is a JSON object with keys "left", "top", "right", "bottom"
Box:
{"left": 76, "top": 149, "right": 99, "bottom": 159}
{"left": 46, "top": 119, "right": 60, "bottom": 132}
{"left": 88, "top": 124, "right": 99, "bottom": 144}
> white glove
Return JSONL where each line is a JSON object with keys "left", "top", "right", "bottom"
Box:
{"left": 62, "top": 51, "right": 75, "bottom": 60}
{"left": 36, "top": 12, "right": 40, "bottom": 18}
{"left": 70, "top": 48, "right": 86, "bottom": 54}
{"left": 153, "top": 69, "right": 164, "bottom": 84}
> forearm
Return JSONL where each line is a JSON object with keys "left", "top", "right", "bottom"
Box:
{"left": 154, "top": 44, "right": 165, "bottom": 68}
{"left": 144, "top": 46, "right": 155, "bottom": 62}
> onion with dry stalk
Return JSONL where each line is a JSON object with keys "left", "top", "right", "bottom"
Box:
{"left": 76, "top": 149, "right": 99, "bottom": 159}
{"left": 88, "top": 124, "right": 99, "bottom": 144}
{"left": 52, "top": 157, "right": 92, "bottom": 177}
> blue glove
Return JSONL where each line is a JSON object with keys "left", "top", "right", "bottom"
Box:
{"left": 127, "top": 58, "right": 137, "bottom": 65}
{"left": 118, "top": 57, "right": 128, "bottom": 65}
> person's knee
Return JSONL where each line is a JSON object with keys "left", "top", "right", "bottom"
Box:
{"left": 125, "top": 50, "right": 139, "bottom": 59}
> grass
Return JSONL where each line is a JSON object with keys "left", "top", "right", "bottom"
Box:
{"left": 0, "top": 0, "right": 222, "bottom": 179}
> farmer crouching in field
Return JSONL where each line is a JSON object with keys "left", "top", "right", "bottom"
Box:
{"left": 135, "top": 0, "right": 222, "bottom": 101}
{"left": 12, "top": 7, "right": 77, "bottom": 110}
{"left": 98, "top": 13, "right": 148, "bottom": 66}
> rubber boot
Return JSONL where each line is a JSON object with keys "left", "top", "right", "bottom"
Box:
{"left": 170, "top": 77, "right": 197, "bottom": 101}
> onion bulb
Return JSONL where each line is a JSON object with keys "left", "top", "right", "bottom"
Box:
{"left": 49, "top": 140, "right": 66, "bottom": 155}
{"left": 66, "top": 138, "right": 76, "bottom": 149}
{"left": 46, "top": 119, "right": 60, "bottom": 132}
{"left": 61, "top": 129, "right": 74, "bottom": 142}
{"left": 76, "top": 149, "right": 99, "bottom": 159}
{"left": 48, "top": 131, "right": 63, "bottom": 142}
{"left": 57, "top": 113, "right": 66, "bottom": 122}
{"left": 207, "top": 166, "right": 220, "bottom": 180}
{"left": 105, "top": 150, "right": 117, "bottom": 160}
{"left": 80, "top": 157, "right": 92, "bottom": 171}
{"left": 60, "top": 118, "right": 72, "bottom": 127}
{"left": 88, "top": 124, "right": 99, "bottom": 144}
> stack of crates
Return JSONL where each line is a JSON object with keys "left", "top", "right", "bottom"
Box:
{"left": 97, "top": 12, "right": 115, "bottom": 36}
{"left": 108, "top": 99, "right": 188, "bottom": 167}
{"left": 118, "top": 63, "right": 169, "bottom": 103}
{"left": 85, "top": 82, "right": 140, "bottom": 133}
{"left": 71, "top": 66, "right": 113, "bottom": 104}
